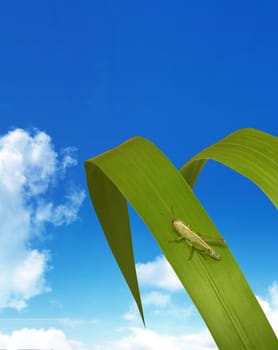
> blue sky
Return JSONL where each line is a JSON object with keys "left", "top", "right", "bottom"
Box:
{"left": 0, "top": 1, "right": 277, "bottom": 348}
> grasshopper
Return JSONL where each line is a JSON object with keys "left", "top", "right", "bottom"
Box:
{"left": 170, "top": 218, "right": 226, "bottom": 261}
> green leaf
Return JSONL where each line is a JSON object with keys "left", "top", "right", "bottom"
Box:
{"left": 85, "top": 130, "right": 277, "bottom": 349}
{"left": 181, "top": 128, "right": 278, "bottom": 208}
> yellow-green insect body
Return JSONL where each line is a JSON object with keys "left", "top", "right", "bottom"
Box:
{"left": 170, "top": 219, "right": 225, "bottom": 261}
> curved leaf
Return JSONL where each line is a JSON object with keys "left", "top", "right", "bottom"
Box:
{"left": 181, "top": 128, "right": 278, "bottom": 208}
{"left": 85, "top": 133, "right": 277, "bottom": 349}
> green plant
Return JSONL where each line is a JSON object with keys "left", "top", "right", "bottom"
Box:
{"left": 85, "top": 128, "right": 277, "bottom": 349}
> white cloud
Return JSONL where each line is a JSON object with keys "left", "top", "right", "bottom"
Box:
{"left": 257, "top": 281, "right": 278, "bottom": 336}
{"left": 136, "top": 256, "right": 183, "bottom": 291}
{"left": 98, "top": 280, "right": 278, "bottom": 350}
{"left": 60, "top": 147, "right": 78, "bottom": 172}
{"left": 94, "top": 327, "right": 217, "bottom": 350}
{"left": 0, "top": 128, "right": 85, "bottom": 310}
{"left": 100, "top": 279, "right": 278, "bottom": 350}
{"left": 123, "top": 298, "right": 194, "bottom": 328}
{"left": 35, "top": 189, "right": 85, "bottom": 226}
{"left": 5, "top": 250, "right": 50, "bottom": 310}
{"left": 123, "top": 304, "right": 140, "bottom": 322}
{"left": 0, "top": 328, "right": 87, "bottom": 350}
{"left": 269, "top": 282, "right": 278, "bottom": 309}
{"left": 123, "top": 257, "right": 196, "bottom": 329}
{"left": 4, "top": 282, "right": 274, "bottom": 350}
{"left": 0, "top": 129, "right": 57, "bottom": 195}
{"left": 136, "top": 255, "right": 278, "bottom": 343}
{"left": 143, "top": 291, "right": 171, "bottom": 308}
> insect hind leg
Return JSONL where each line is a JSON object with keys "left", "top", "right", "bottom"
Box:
{"left": 168, "top": 236, "right": 184, "bottom": 243}
{"left": 188, "top": 246, "right": 195, "bottom": 260}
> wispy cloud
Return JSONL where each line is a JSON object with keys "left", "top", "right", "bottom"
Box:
{"left": 0, "top": 128, "right": 85, "bottom": 310}
{"left": 257, "top": 281, "right": 278, "bottom": 336}
{"left": 135, "top": 255, "right": 278, "bottom": 344}
{"left": 102, "top": 280, "right": 278, "bottom": 350}
{"left": 35, "top": 189, "right": 85, "bottom": 226}
{"left": 123, "top": 297, "right": 194, "bottom": 329}
{"left": 60, "top": 147, "right": 78, "bottom": 173}
{"left": 2, "top": 281, "right": 277, "bottom": 350}
{"left": 136, "top": 256, "right": 183, "bottom": 292}
{"left": 94, "top": 327, "right": 217, "bottom": 350}
{"left": 143, "top": 291, "right": 171, "bottom": 308}
{"left": 0, "top": 326, "right": 215, "bottom": 350}
{"left": 124, "top": 256, "right": 198, "bottom": 331}
{"left": 0, "top": 328, "right": 87, "bottom": 350}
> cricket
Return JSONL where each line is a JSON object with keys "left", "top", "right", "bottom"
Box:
{"left": 169, "top": 216, "right": 226, "bottom": 261}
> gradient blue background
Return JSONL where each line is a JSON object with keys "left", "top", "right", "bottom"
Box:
{"left": 0, "top": 1, "right": 277, "bottom": 348}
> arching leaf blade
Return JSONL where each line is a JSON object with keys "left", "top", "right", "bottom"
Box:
{"left": 85, "top": 135, "right": 277, "bottom": 349}
{"left": 181, "top": 128, "right": 278, "bottom": 208}
{"left": 85, "top": 161, "right": 145, "bottom": 324}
